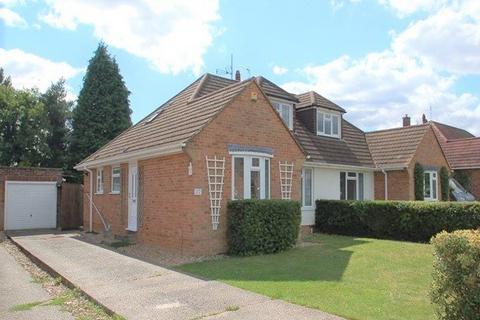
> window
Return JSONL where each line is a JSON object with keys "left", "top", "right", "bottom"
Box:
{"left": 111, "top": 166, "right": 121, "bottom": 193}
{"left": 302, "top": 168, "right": 314, "bottom": 207}
{"left": 424, "top": 171, "right": 438, "bottom": 201}
{"left": 340, "top": 172, "right": 364, "bottom": 200}
{"left": 272, "top": 101, "right": 293, "bottom": 130}
{"left": 96, "top": 168, "right": 104, "bottom": 194}
{"left": 232, "top": 155, "right": 270, "bottom": 199}
{"left": 317, "top": 109, "right": 341, "bottom": 138}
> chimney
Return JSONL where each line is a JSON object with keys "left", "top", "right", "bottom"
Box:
{"left": 422, "top": 113, "right": 428, "bottom": 124}
{"left": 403, "top": 114, "right": 411, "bottom": 127}
{"left": 235, "top": 70, "right": 241, "bottom": 81}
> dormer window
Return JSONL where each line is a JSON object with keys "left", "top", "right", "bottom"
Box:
{"left": 317, "top": 108, "right": 341, "bottom": 138}
{"left": 272, "top": 101, "right": 293, "bottom": 130}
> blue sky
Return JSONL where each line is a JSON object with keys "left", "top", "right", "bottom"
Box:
{"left": 1, "top": 0, "right": 479, "bottom": 134}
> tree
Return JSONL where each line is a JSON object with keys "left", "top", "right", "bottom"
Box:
{"left": 0, "top": 68, "right": 12, "bottom": 87}
{"left": 0, "top": 86, "right": 49, "bottom": 166}
{"left": 69, "top": 43, "right": 131, "bottom": 168}
{"left": 41, "top": 79, "right": 73, "bottom": 168}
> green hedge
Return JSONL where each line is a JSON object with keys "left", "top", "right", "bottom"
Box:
{"left": 431, "top": 230, "right": 480, "bottom": 320}
{"left": 315, "top": 200, "right": 480, "bottom": 242}
{"left": 227, "top": 199, "right": 301, "bottom": 256}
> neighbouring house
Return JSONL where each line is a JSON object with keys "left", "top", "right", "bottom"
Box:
{"left": 365, "top": 115, "right": 450, "bottom": 201}
{"left": 431, "top": 121, "right": 480, "bottom": 200}
{"left": 293, "top": 91, "right": 376, "bottom": 226}
{"left": 75, "top": 74, "right": 305, "bottom": 255}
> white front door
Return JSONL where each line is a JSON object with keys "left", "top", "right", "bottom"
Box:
{"left": 127, "top": 163, "right": 138, "bottom": 231}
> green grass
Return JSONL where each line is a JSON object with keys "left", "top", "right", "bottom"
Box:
{"left": 178, "top": 234, "right": 434, "bottom": 320}
{"left": 10, "top": 301, "right": 44, "bottom": 312}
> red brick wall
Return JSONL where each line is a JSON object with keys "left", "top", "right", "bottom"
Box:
{"left": 83, "top": 164, "right": 128, "bottom": 235}
{"left": 0, "top": 167, "right": 62, "bottom": 230}
{"left": 458, "top": 169, "right": 480, "bottom": 200}
{"left": 374, "top": 127, "right": 450, "bottom": 201}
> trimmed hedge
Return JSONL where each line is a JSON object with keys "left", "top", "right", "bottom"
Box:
{"left": 227, "top": 199, "right": 301, "bottom": 256}
{"left": 431, "top": 230, "right": 480, "bottom": 320}
{"left": 315, "top": 200, "right": 480, "bottom": 242}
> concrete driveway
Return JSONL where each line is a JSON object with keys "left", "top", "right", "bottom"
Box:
{"left": 0, "top": 244, "right": 74, "bottom": 320}
{"left": 9, "top": 231, "right": 343, "bottom": 320}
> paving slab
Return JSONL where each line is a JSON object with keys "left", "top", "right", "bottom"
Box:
{"left": 10, "top": 231, "right": 344, "bottom": 320}
{"left": 0, "top": 244, "right": 74, "bottom": 320}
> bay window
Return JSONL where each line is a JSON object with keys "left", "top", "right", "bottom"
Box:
{"left": 424, "top": 171, "right": 438, "bottom": 201}
{"left": 340, "top": 172, "right": 364, "bottom": 200}
{"left": 232, "top": 155, "right": 270, "bottom": 199}
{"left": 302, "top": 168, "right": 314, "bottom": 207}
{"left": 272, "top": 101, "right": 293, "bottom": 130}
{"left": 317, "top": 109, "right": 341, "bottom": 138}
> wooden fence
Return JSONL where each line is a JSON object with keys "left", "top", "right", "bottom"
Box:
{"left": 60, "top": 183, "right": 83, "bottom": 229}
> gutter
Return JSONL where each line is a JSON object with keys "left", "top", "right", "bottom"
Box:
{"left": 303, "top": 161, "right": 376, "bottom": 172}
{"left": 84, "top": 167, "right": 93, "bottom": 232}
{"left": 381, "top": 169, "right": 388, "bottom": 200}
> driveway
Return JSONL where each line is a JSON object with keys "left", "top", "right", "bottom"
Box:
{"left": 0, "top": 244, "right": 74, "bottom": 320}
{"left": 9, "top": 231, "right": 343, "bottom": 320}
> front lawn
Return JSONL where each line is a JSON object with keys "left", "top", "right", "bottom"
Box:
{"left": 177, "top": 234, "right": 434, "bottom": 320}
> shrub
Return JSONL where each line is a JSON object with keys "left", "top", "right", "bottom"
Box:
{"left": 431, "top": 230, "right": 480, "bottom": 320}
{"left": 414, "top": 163, "right": 425, "bottom": 200}
{"left": 453, "top": 170, "right": 472, "bottom": 192}
{"left": 440, "top": 167, "right": 450, "bottom": 201}
{"left": 227, "top": 199, "right": 301, "bottom": 256}
{"left": 315, "top": 200, "right": 480, "bottom": 242}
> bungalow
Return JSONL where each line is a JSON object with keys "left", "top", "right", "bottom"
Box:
{"left": 75, "top": 74, "right": 305, "bottom": 255}
{"left": 431, "top": 121, "right": 480, "bottom": 200}
{"left": 365, "top": 115, "right": 450, "bottom": 201}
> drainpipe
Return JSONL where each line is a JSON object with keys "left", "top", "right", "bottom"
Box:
{"left": 85, "top": 167, "right": 93, "bottom": 232}
{"left": 382, "top": 169, "right": 388, "bottom": 200}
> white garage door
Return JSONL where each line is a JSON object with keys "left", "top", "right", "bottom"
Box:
{"left": 5, "top": 181, "right": 57, "bottom": 230}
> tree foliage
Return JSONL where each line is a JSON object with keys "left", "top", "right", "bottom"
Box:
{"left": 69, "top": 43, "right": 131, "bottom": 168}
{"left": 414, "top": 162, "right": 425, "bottom": 200}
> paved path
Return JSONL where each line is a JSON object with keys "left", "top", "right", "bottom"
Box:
{"left": 0, "top": 244, "right": 74, "bottom": 320}
{"left": 10, "top": 232, "right": 343, "bottom": 320}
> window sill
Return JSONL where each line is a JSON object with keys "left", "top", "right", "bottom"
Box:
{"left": 109, "top": 192, "right": 120, "bottom": 195}
{"left": 316, "top": 132, "right": 340, "bottom": 139}
{"left": 94, "top": 192, "right": 104, "bottom": 195}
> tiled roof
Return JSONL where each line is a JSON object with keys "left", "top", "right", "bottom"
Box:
{"left": 296, "top": 91, "right": 346, "bottom": 113}
{"left": 294, "top": 118, "right": 374, "bottom": 168}
{"left": 431, "top": 121, "right": 479, "bottom": 169}
{"left": 441, "top": 137, "right": 480, "bottom": 169}
{"left": 78, "top": 74, "right": 252, "bottom": 166}
{"left": 254, "top": 76, "right": 299, "bottom": 102}
{"left": 365, "top": 124, "right": 429, "bottom": 168}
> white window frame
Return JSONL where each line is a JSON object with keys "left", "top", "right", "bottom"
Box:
{"left": 340, "top": 171, "right": 364, "bottom": 200}
{"left": 302, "top": 167, "right": 314, "bottom": 208}
{"left": 272, "top": 100, "right": 293, "bottom": 130}
{"left": 96, "top": 168, "right": 104, "bottom": 194}
{"left": 111, "top": 166, "right": 121, "bottom": 194}
{"left": 317, "top": 108, "right": 341, "bottom": 138}
{"left": 424, "top": 170, "right": 438, "bottom": 201}
{"left": 231, "top": 154, "right": 271, "bottom": 200}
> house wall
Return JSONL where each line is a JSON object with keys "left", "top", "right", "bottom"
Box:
{"left": 302, "top": 166, "right": 374, "bottom": 225}
{"left": 374, "top": 170, "right": 410, "bottom": 200}
{"left": 83, "top": 164, "right": 128, "bottom": 235}
{"left": 183, "top": 81, "right": 305, "bottom": 255}
{"left": 0, "top": 167, "right": 62, "bottom": 231}
{"left": 458, "top": 168, "right": 480, "bottom": 200}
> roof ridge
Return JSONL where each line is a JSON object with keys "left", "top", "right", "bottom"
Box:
{"left": 188, "top": 77, "right": 253, "bottom": 104}
{"left": 189, "top": 73, "right": 210, "bottom": 101}
{"left": 366, "top": 123, "right": 429, "bottom": 135}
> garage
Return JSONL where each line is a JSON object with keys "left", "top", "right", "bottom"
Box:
{"left": 4, "top": 181, "right": 58, "bottom": 230}
{"left": 1, "top": 167, "right": 62, "bottom": 231}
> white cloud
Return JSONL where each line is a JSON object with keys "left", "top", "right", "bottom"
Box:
{"left": 0, "top": 7, "right": 27, "bottom": 27}
{"left": 378, "top": 0, "right": 449, "bottom": 16}
{"left": 393, "top": 1, "right": 480, "bottom": 74}
{"left": 272, "top": 65, "right": 288, "bottom": 75}
{"left": 40, "top": 0, "right": 220, "bottom": 75}
{"left": 0, "top": 48, "right": 83, "bottom": 98}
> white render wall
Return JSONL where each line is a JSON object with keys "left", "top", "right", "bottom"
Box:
{"left": 301, "top": 166, "right": 374, "bottom": 225}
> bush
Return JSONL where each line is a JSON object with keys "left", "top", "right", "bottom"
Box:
{"left": 440, "top": 167, "right": 450, "bottom": 201}
{"left": 431, "top": 230, "right": 480, "bottom": 320}
{"left": 227, "top": 199, "right": 301, "bottom": 256}
{"left": 315, "top": 200, "right": 480, "bottom": 242}
{"left": 414, "top": 163, "right": 425, "bottom": 200}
